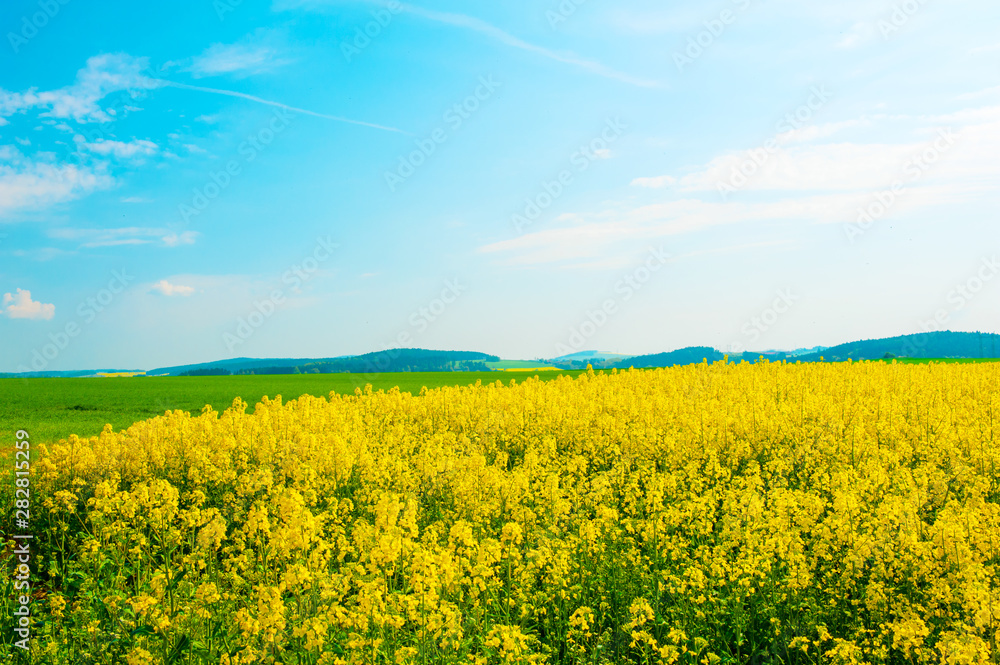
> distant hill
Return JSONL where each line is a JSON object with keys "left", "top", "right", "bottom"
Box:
{"left": 551, "top": 350, "right": 628, "bottom": 362}
{"left": 796, "top": 331, "right": 1000, "bottom": 362}
{"left": 549, "top": 350, "right": 630, "bottom": 369}
{"left": 759, "top": 346, "right": 829, "bottom": 357}
{"left": 148, "top": 357, "right": 348, "bottom": 376}
{"left": 299, "top": 349, "right": 499, "bottom": 374}
{"left": 161, "top": 349, "right": 500, "bottom": 377}
{"left": 3, "top": 332, "right": 998, "bottom": 378}
{"left": 614, "top": 346, "right": 726, "bottom": 369}
{"left": 608, "top": 332, "right": 1000, "bottom": 369}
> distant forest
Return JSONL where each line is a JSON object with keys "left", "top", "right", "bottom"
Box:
{"left": 793, "top": 331, "right": 1000, "bottom": 362}
{"left": 179, "top": 349, "right": 499, "bottom": 376}
{"left": 550, "top": 332, "right": 1000, "bottom": 370}
{"left": 10, "top": 332, "right": 999, "bottom": 379}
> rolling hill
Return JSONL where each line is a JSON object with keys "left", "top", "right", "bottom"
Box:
{"left": 3, "top": 332, "right": 998, "bottom": 377}
{"left": 795, "top": 331, "right": 1000, "bottom": 362}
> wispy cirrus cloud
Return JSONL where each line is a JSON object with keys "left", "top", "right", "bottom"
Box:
{"left": 477, "top": 191, "right": 937, "bottom": 267}
{"left": 48, "top": 227, "right": 200, "bottom": 248}
{"left": 669, "top": 109, "right": 1000, "bottom": 195}
{"left": 183, "top": 29, "right": 294, "bottom": 78}
{"left": 188, "top": 44, "right": 289, "bottom": 78}
{"left": 74, "top": 137, "right": 159, "bottom": 160}
{"left": 482, "top": 105, "right": 1000, "bottom": 267}
{"left": 2, "top": 50, "right": 405, "bottom": 139}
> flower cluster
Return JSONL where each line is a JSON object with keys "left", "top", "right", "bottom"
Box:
{"left": 3, "top": 360, "right": 1000, "bottom": 664}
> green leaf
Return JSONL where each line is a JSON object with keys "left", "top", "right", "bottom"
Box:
{"left": 130, "top": 625, "right": 158, "bottom": 638}
{"left": 166, "top": 569, "right": 188, "bottom": 593}
{"left": 165, "top": 634, "right": 191, "bottom": 665}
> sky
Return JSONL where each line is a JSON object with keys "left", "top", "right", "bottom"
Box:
{"left": 1, "top": 0, "right": 999, "bottom": 371}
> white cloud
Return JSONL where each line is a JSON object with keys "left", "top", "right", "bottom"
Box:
{"left": 659, "top": 107, "right": 1000, "bottom": 197}
{"left": 0, "top": 39, "right": 388, "bottom": 134}
{"left": 0, "top": 53, "right": 160, "bottom": 124}
{"left": 631, "top": 120, "right": 871, "bottom": 194}
{"left": 482, "top": 105, "right": 1000, "bottom": 267}
{"left": 189, "top": 43, "right": 288, "bottom": 78}
{"left": 187, "top": 30, "right": 292, "bottom": 78}
{"left": 2, "top": 289, "right": 55, "bottom": 320}
{"left": 0, "top": 56, "right": 171, "bottom": 214}
{"left": 0, "top": 151, "right": 114, "bottom": 216}
{"left": 75, "top": 137, "right": 159, "bottom": 159}
{"left": 49, "top": 227, "right": 199, "bottom": 248}
{"left": 478, "top": 189, "right": 957, "bottom": 267}
{"left": 776, "top": 119, "right": 869, "bottom": 144}
{"left": 676, "top": 140, "right": 920, "bottom": 193}
{"left": 151, "top": 280, "right": 195, "bottom": 297}
{"left": 162, "top": 231, "right": 199, "bottom": 247}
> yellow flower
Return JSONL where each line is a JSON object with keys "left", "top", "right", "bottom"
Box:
{"left": 126, "top": 647, "right": 155, "bottom": 665}
{"left": 128, "top": 594, "right": 157, "bottom": 616}
{"left": 48, "top": 594, "right": 67, "bottom": 619}
{"left": 196, "top": 512, "right": 228, "bottom": 550}
{"left": 27, "top": 361, "right": 1000, "bottom": 663}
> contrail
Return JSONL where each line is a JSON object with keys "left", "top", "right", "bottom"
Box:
{"left": 395, "top": 3, "right": 661, "bottom": 89}
{"left": 155, "top": 80, "right": 410, "bottom": 134}
{"left": 277, "top": 0, "right": 660, "bottom": 88}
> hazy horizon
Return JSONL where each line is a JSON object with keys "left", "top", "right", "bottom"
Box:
{"left": 2, "top": 0, "right": 999, "bottom": 372}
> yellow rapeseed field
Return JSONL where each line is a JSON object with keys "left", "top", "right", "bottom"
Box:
{"left": 4, "top": 361, "right": 1000, "bottom": 664}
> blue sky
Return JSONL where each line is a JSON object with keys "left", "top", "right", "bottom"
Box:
{"left": 1, "top": 0, "right": 998, "bottom": 371}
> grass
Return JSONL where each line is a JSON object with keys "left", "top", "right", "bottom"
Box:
{"left": 0, "top": 371, "right": 584, "bottom": 448}
{"left": 485, "top": 360, "right": 559, "bottom": 370}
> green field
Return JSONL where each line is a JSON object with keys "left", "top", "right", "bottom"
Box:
{"left": 0, "top": 371, "right": 584, "bottom": 447}
{"left": 485, "top": 359, "right": 560, "bottom": 370}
